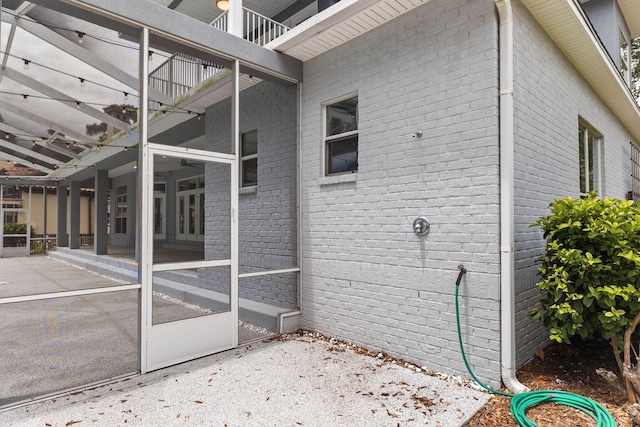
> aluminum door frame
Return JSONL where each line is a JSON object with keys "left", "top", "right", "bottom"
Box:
{"left": 141, "top": 143, "right": 238, "bottom": 372}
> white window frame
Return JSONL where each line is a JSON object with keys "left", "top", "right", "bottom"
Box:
{"left": 578, "top": 119, "right": 603, "bottom": 197}
{"left": 153, "top": 182, "right": 166, "bottom": 240}
{"left": 323, "top": 93, "right": 358, "bottom": 176}
{"left": 115, "top": 185, "right": 127, "bottom": 234}
{"left": 631, "top": 142, "right": 640, "bottom": 203}
{"left": 240, "top": 130, "right": 258, "bottom": 188}
{"left": 620, "top": 30, "right": 630, "bottom": 87}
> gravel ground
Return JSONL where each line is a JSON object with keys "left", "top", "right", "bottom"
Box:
{"left": 0, "top": 332, "right": 490, "bottom": 427}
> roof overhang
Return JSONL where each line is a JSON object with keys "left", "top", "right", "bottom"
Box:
{"left": 618, "top": 0, "right": 640, "bottom": 38}
{"left": 269, "top": 0, "right": 432, "bottom": 62}
{"left": 521, "top": 0, "right": 640, "bottom": 142}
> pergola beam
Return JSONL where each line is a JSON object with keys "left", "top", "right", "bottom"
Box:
{"left": 27, "top": 0, "right": 303, "bottom": 83}
{"left": 42, "top": 132, "right": 82, "bottom": 160}
{"left": 2, "top": 67, "right": 132, "bottom": 133}
{"left": 0, "top": 1, "right": 36, "bottom": 84}
{"left": 0, "top": 98, "right": 96, "bottom": 144}
{"left": 48, "top": 141, "right": 138, "bottom": 181}
{"left": 1, "top": 10, "right": 175, "bottom": 106}
{"left": 0, "top": 151, "right": 53, "bottom": 172}
{"left": 0, "top": 138, "right": 60, "bottom": 166}
{"left": 0, "top": 123, "right": 81, "bottom": 160}
{"left": 0, "top": 121, "right": 39, "bottom": 141}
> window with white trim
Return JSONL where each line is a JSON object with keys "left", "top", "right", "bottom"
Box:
{"left": 578, "top": 121, "right": 603, "bottom": 196}
{"left": 115, "top": 185, "right": 127, "bottom": 234}
{"left": 324, "top": 95, "right": 358, "bottom": 175}
{"left": 630, "top": 142, "right": 640, "bottom": 203}
{"left": 620, "top": 31, "right": 630, "bottom": 86}
{"left": 241, "top": 130, "right": 257, "bottom": 187}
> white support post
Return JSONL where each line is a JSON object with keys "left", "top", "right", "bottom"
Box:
{"left": 139, "top": 26, "right": 151, "bottom": 374}
{"left": 228, "top": 0, "right": 243, "bottom": 38}
{"left": 230, "top": 59, "right": 240, "bottom": 347}
{"left": 296, "top": 83, "right": 302, "bottom": 311}
{"left": 27, "top": 186, "right": 31, "bottom": 254}
{"left": 43, "top": 184, "right": 47, "bottom": 254}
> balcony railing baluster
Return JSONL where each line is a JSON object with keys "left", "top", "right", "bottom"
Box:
{"left": 149, "top": 7, "right": 290, "bottom": 103}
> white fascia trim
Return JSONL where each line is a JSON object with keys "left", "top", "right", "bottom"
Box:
{"left": 522, "top": 0, "right": 640, "bottom": 142}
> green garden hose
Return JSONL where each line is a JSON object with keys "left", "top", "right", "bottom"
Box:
{"left": 454, "top": 266, "right": 617, "bottom": 427}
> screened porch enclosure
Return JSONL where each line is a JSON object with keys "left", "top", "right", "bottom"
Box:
{"left": 0, "top": 0, "right": 301, "bottom": 410}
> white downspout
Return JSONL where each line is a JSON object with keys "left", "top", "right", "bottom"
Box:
{"left": 494, "top": 0, "right": 529, "bottom": 394}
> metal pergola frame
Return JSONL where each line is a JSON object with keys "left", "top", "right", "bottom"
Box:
{"left": 0, "top": 0, "right": 302, "bottom": 185}
{"left": 0, "top": 0, "right": 303, "bottom": 408}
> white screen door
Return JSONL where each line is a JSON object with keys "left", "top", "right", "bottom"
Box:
{"left": 142, "top": 143, "right": 238, "bottom": 372}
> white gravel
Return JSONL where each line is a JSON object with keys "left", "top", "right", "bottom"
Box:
{"left": 0, "top": 333, "right": 490, "bottom": 426}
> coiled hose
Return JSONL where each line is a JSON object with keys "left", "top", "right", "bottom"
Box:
{"left": 454, "top": 266, "right": 617, "bottom": 427}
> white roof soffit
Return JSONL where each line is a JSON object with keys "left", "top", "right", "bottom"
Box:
{"left": 268, "top": 0, "right": 431, "bottom": 61}
{"left": 521, "top": 0, "right": 640, "bottom": 142}
{"left": 618, "top": 0, "right": 640, "bottom": 38}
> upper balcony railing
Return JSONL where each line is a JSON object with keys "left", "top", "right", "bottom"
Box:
{"left": 149, "top": 7, "right": 290, "bottom": 104}
{"left": 212, "top": 8, "right": 290, "bottom": 47}
{"left": 210, "top": 11, "right": 227, "bottom": 32}
{"left": 149, "top": 53, "right": 224, "bottom": 105}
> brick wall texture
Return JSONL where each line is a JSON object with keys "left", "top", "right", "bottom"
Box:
{"left": 298, "top": 0, "right": 639, "bottom": 386}
{"left": 299, "top": 0, "right": 503, "bottom": 386}
{"left": 191, "top": 0, "right": 640, "bottom": 387}
{"left": 512, "top": 0, "right": 638, "bottom": 366}
{"left": 204, "top": 80, "right": 299, "bottom": 310}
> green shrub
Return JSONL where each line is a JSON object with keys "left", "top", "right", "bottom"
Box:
{"left": 530, "top": 194, "right": 640, "bottom": 402}
{"left": 3, "top": 222, "right": 31, "bottom": 235}
{"left": 3, "top": 223, "right": 35, "bottom": 248}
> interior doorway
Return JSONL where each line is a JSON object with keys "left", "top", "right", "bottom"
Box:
{"left": 175, "top": 176, "right": 205, "bottom": 242}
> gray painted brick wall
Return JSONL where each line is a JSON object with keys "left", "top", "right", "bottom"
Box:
{"left": 204, "top": 80, "right": 298, "bottom": 310}
{"left": 300, "top": 0, "right": 503, "bottom": 386}
{"left": 512, "top": 0, "right": 639, "bottom": 366}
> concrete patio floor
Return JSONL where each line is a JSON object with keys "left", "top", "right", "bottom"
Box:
{"left": 0, "top": 332, "right": 490, "bottom": 427}
{"left": 0, "top": 254, "right": 489, "bottom": 426}
{"left": 0, "top": 255, "right": 269, "bottom": 408}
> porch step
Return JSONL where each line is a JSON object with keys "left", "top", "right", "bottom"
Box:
{"left": 153, "top": 275, "right": 290, "bottom": 331}
{"left": 46, "top": 249, "right": 296, "bottom": 332}
{"left": 48, "top": 247, "right": 138, "bottom": 283}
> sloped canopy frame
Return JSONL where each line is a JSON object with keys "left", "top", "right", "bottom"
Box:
{"left": 0, "top": 0, "right": 302, "bottom": 185}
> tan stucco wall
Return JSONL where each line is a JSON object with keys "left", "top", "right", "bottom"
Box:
{"left": 7, "top": 190, "right": 93, "bottom": 235}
